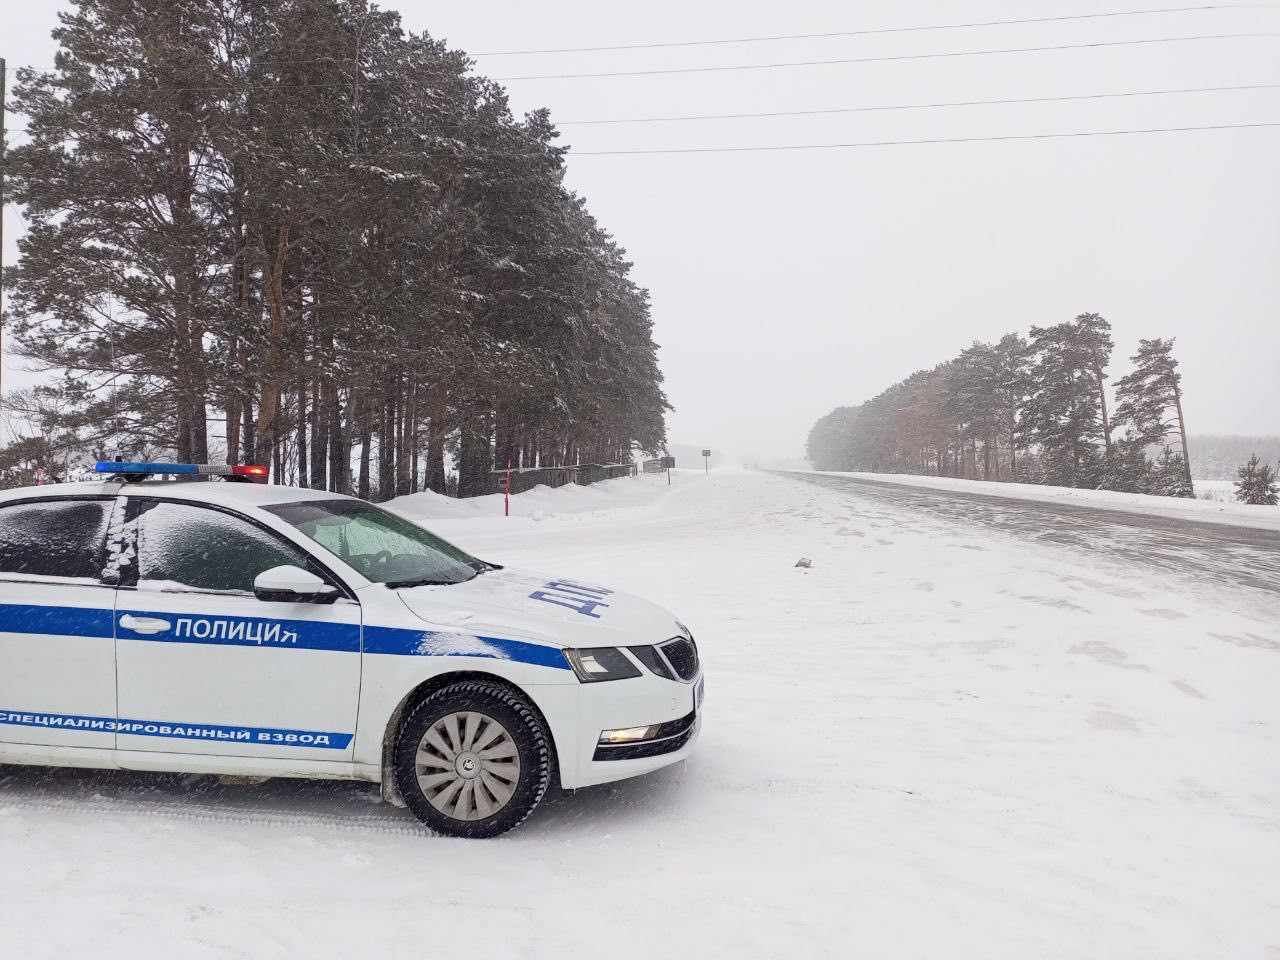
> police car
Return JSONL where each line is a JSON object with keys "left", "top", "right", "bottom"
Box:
{"left": 0, "top": 462, "right": 703, "bottom": 837}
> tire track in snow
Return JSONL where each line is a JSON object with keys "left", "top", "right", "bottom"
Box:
{"left": 0, "top": 769, "right": 433, "bottom": 838}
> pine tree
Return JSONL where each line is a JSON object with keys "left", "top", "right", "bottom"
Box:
{"left": 1113, "top": 338, "right": 1193, "bottom": 488}
{"left": 1072, "top": 313, "right": 1115, "bottom": 452}
{"left": 1151, "top": 447, "right": 1194, "bottom": 498}
{"left": 993, "top": 333, "right": 1031, "bottom": 479}
{"left": 8, "top": 0, "right": 231, "bottom": 461}
{"left": 947, "top": 343, "right": 1002, "bottom": 479}
{"left": 1100, "top": 438, "right": 1154, "bottom": 494}
{"left": 1235, "top": 454, "right": 1279, "bottom": 506}
{"left": 1020, "top": 321, "right": 1106, "bottom": 487}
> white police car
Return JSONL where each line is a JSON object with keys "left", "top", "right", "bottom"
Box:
{"left": 0, "top": 462, "right": 703, "bottom": 837}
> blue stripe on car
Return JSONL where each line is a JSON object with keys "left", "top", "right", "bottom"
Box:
{"left": 0, "top": 603, "right": 115, "bottom": 638}
{"left": 118, "top": 607, "right": 360, "bottom": 652}
{"left": 0, "top": 708, "right": 352, "bottom": 749}
{"left": 0, "top": 602, "right": 570, "bottom": 670}
{"left": 362, "top": 625, "right": 570, "bottom": 669}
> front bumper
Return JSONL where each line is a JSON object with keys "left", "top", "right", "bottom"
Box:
{"left": 574, "top": 714, "right": 701, "bottom": 789}
{"left": 540, "top": 669, "right": 703, "bottom": 790}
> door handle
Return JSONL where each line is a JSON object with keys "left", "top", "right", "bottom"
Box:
{"left": 119, "top": 614, "right": 172, "bottom": 635}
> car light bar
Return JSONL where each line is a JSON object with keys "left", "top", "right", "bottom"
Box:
{"left": 94, "top": 462, "right": 269, "bottom": 483}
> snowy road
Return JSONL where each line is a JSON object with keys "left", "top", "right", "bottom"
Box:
{"left": 787, "top": 472, "right": 1280, "bottom": 597}
{"left": 2, "top": 471, "right": 1277, "bottom": 959}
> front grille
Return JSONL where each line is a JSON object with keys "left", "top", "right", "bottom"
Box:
{"left": 593, "top": 710, "right": 697, "bottom": 762}
{"left": 659, "top": 636, "right": 699, "bottom": 682}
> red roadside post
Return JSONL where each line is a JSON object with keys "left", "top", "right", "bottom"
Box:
{"left": 505, "top": 458, "right": 512, "bottom": 516}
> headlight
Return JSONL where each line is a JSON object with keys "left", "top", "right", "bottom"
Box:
{"left": 563, "top": 647, "right": 642, "bottom": 683}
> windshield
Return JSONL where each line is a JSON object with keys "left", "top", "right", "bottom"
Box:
{"left": 264, "top": 499, "right": 481, "bottom": 586}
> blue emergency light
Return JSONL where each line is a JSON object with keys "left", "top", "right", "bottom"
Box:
{"left": 94, "top": 462, "right": 269, "bottom": 483}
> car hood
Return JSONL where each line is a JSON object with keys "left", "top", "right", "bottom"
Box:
{"left": 392, "top": 567, "right": 684, "bottom": 651}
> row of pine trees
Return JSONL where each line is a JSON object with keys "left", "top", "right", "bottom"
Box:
{"left": 807, "top": 314, "right": 1199, "bottom": 497}
{"left": 1, "top": 0, "right": 669, "bottom": 499}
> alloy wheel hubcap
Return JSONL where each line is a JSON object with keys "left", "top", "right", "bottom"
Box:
{"left": 455, "top": 753, "right": 480, "bottom": 777}
{"left": 415, "top": 711, "right": 521, "bottom": 822}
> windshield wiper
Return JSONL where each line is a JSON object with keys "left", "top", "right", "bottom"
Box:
{"left": 385, "top": 575, "right": 471, "bottom": 589}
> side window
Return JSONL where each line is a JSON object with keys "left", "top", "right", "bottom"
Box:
{"left": 133, "top": 500, "right": 323, "bottom": 595}
{"left": 0, "top": 499, "right": 112, "bottom": 581}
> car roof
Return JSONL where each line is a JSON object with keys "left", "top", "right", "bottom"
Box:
{"left": 0, "top": 479, "right": 360, "bottom": 510}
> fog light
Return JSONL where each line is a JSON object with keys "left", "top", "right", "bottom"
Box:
{"left": 598, "top": 725, "right": 654, "bottom": 744}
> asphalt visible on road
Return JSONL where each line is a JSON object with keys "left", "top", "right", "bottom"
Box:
{"left": 785, "top": 472, "right": 1280, "bottom": 597}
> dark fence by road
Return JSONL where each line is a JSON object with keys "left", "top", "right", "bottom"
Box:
{"left": 490, "top": 462, "right": 637, "bottom": 495}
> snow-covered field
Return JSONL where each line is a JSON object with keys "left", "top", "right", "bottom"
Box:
{"left": 3, "top": 470, "right": 1277, "bottom": 959}
{"left": 802, "top": 470, "right": 1280, "bottom": 532}
{"left": 1196, "top": 478, "right": 1239, "bottom": 503}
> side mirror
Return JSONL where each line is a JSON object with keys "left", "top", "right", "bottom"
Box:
{"left": 253, "top": 565, "right": 339, "bottom": 604}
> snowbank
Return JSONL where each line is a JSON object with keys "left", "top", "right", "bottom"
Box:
{"left": 794, "top": 470, "right": 1280, "bottom": 532}
{"left": 386, "top": 471, "right": 681, "bottom": 523}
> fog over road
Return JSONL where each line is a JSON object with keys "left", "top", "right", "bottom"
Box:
{"left": 785, "top": 472, "right": 1280, "bottom": 598}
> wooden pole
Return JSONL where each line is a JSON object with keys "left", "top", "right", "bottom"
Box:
{"left": 1174, "top": 384, "right": 1193, "bottom": 490}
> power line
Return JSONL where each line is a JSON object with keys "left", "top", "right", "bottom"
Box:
{"left": 495, "top": 33, "right": 1276, "bottom": 81}
{"left": 565, "top": 121, "right": 1280, "bottom": 155}
{"left": 8, "top": 82, "right": 1277, "bottom": 138}
{"left": 40, "top": 120, "right": 1261, "bottom": 157}
{"left": 213, "top": 119, "right": 1280, "bottom": 155}
{"left": 556, "top": 82, "right": 1280, "bottom": 125}
{"left": 10, "top": 32, "right": 1274, "bottom": 86}
{"left": 7, "top": 4, "right": 1275, "bottom": 71}
{"left": 475, "top": 4, "right": 1268, "bottom": 55}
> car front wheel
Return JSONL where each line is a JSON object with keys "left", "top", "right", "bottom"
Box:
{"left": 393, "top": 680, "right": 552, "bottom": 838}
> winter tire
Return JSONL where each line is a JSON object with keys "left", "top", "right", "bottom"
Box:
{"left": 393, "top": 681, "right": 551, "bottom": 838}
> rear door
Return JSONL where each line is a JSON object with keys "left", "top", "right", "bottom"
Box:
{"left": 113, "top": 496, "right": 362, "bottom": 762}
{"left": 0, "top": 496, "right": 120, "bottom": 751}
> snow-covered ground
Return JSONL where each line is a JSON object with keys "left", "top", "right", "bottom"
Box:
{"left": 388, "top": 470, "right": 672, "bottom": 522}
{"left": 799, "top": 470, "right": 1280, "bottom": 532}
{"left": 3, "top": 470, "right": 1277, "bottom": 959}
{"left": 1195, "top": 478, "right": 1238, "bottom": 503}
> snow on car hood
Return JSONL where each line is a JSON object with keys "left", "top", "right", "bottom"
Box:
{"left": 393, "top": 567, "right": 683, "bottom": 651}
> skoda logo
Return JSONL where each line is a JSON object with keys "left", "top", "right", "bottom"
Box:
{"left": 462, "top": 757, "right": 476, "bottom": 773}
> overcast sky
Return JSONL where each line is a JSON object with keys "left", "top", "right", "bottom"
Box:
{"left": 3, "top": 1, "right": 1278, "bottom": 461}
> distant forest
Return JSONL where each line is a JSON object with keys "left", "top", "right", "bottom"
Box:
{"left": 1188, "top": 436, "right": 1280, "bottom": 481}
{"left": 0, "top": 0, "right": 668, "bottom": 498}
{"left": 807, "top": 314, "right": 1206, "bottom": 497}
